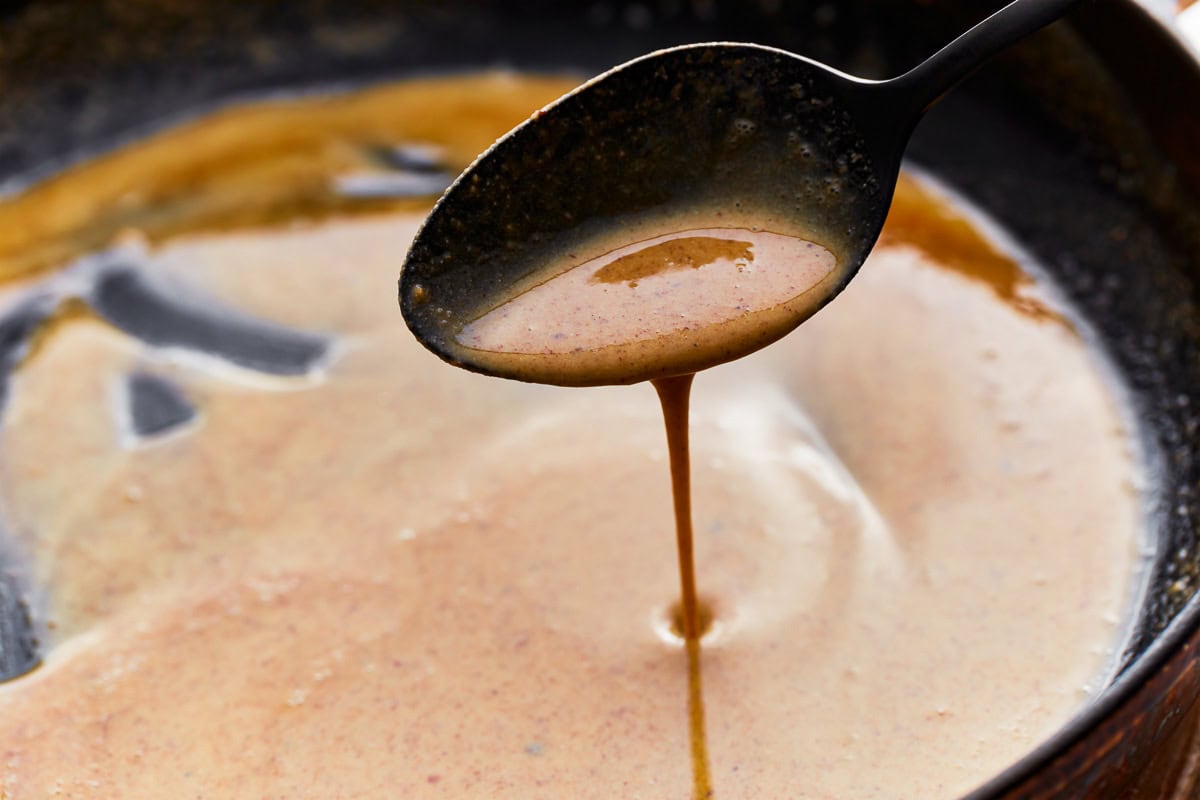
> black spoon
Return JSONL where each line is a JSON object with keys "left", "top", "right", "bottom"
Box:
{"left": 400, "top": 0, "right": 1084, "bottom": 386}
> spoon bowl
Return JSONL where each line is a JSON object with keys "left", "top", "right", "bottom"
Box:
{"left": 400, "top": 0, "right": 1083, "bottom": 386}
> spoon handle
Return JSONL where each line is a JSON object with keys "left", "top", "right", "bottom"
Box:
{"left": 891, "top": 0, "right": 1087, "bottom": 117}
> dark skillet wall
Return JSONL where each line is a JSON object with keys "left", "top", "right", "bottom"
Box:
{"left": 0, "top": 0, "right": 1004, "bottom": 183}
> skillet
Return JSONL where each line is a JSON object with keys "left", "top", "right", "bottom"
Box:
{"left": 0, "top": 0, "right": 1198, "bottom": 796}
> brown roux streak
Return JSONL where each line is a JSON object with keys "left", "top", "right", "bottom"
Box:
{"left": 880, "top": 175, "right": 1063, "bottom": 325}
{"left": 591, "top": 236, "right": 753, "bottom": 287}
{"left": 653, "top": 373, "right": 714, "bottom": 800}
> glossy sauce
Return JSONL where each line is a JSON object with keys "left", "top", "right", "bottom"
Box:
{"left": 0, "top": 74, "right": 1144, "bottom": 799}
{"left": 456, "top": 227, "right": 842, "bottom": 385}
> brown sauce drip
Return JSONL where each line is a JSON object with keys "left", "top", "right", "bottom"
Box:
{"left": 653, "top": 373, "right": 713, "bottom": 799}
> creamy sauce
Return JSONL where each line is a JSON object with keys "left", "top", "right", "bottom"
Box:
{"left": 0, "top": 75, "right": 1142, "bottom": 799}
{"left": 455, "top": 227, "right": 842, "bottom": 385}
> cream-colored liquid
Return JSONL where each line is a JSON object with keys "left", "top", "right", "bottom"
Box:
{"left": 0, "top": 75, "right": 1141, "bottom": 799}
{"left": 456, "top": 227, "right": 842, "bottom": 385}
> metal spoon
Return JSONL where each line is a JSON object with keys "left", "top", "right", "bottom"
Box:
{"left": 400, "top": 0, "right": 1084, "bottom": 386}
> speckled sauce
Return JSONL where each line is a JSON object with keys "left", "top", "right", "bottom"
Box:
{"left": 0, "top": 75, "right": 1145, "bottom": 799}
{"left": 456, "top": 227, "right": 842, "bottom": 385}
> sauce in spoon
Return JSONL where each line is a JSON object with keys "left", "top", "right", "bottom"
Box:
{"left": 454, "top": 226, "right": 843, "bottom": 386}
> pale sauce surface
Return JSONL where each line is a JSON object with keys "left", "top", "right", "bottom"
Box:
{"left": 0, "top": 75, "right": 1142, "bottom": 799}
{"left": 457, "top": 227, "right": 842, "bottom": 385}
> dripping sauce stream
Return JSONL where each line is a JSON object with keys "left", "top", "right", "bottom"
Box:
{"left": 653, "top": 373, "right": 713, "bottom": 799}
